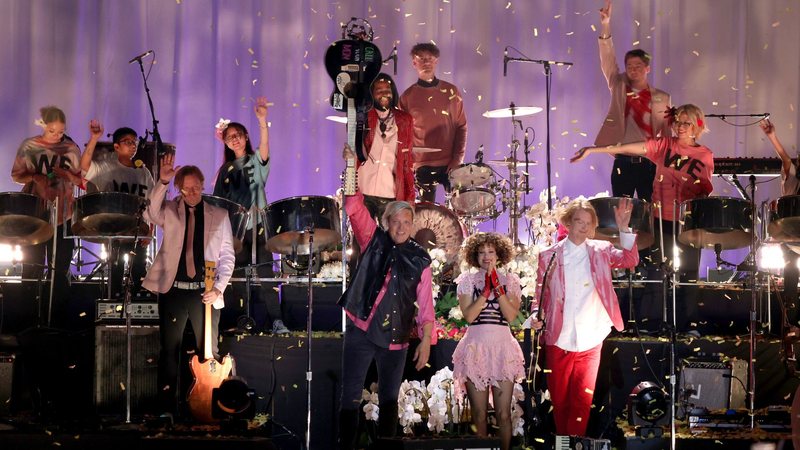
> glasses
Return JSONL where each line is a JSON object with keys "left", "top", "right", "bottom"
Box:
{"left": 224, "top": 132, "right": 245, "bottom": 144}
{"left": 674, "top": 121, "right": 694, "bottom": 128}
{"left": 413, "top": 55, "right": 438, "bottom": 63}
{"left": 118, "top": 139, "right": 138, "bottom": 147}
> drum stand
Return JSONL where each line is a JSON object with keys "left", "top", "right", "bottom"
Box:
{"left": 303, "top": 226, "right": 316, "bottom": 450}
{"left": 119, "top": 201, "right": 148, "bottom": 423}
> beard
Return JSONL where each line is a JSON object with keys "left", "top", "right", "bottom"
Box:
{"left": 374, "top": 95, "right": 392, "bottom": 111}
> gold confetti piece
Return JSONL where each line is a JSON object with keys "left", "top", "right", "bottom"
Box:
{"left": 613, "top": 347, "right": 619, "bottom": 354}
{"left": 772, "top": 21, "right": 780, "bottom": 27}
{"left": 584, "top": 388, "right": 593, "bottom": 395}
{"left": 693, "top": 347, "right": 701, "bottom": 352}
{"left": 566, "top": 31, "right": 574, "bottom": 36}
{"left": 632, "top": 40, "right": 640, "bottom": 46}
{"left": 276, "top": 356, "right": 282, "bottom": 360}
{"left": 293, "top": 384, "right": 298, "bottom": 388}
{"left": 248, "top": 48, "right": 254, "bottom": 55}
{"left": 718, "top": 74, "right": 727, "bottom": 81}
{"left": 533, "top": 28, "right": 538, "bottom": 37}
{"left": 561, "top": 131, "right": 569, "bottom": 136}
{"left": 712, "top": 101, "right": 719, "bottom": 106}
{"left": 591, "top": 25, "right": 596, "bottom": 32}
{"left": 120, "top": 382, "right": 126, "bottom": 391}
{"left": 692, "top": 50, "right": 700, "bottom": 56}
{"left": 506, "top": 2, "right": 512, "bottom": 9}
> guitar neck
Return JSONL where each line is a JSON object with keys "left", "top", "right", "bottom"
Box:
{"left": 203, "top": 261, "right": 216, "bottom": 360}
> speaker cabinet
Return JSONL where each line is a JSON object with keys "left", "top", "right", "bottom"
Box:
{"left": 94, "top": 325, "right": 160, "bottom": 414}
{"left": 680, "top": 359, "right": 747, "bottom": 410}
{"left": 0, "top": 354, "right": 13, "bottom": 416}
{"left": 281, "top": 283, "right": 342, "bottom": 331}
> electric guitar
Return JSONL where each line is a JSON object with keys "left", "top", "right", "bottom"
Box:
{"left": 323, "top": 19, "right": 383, "bottom": 163}
{"left": 187, "top": 261, "right": 234, "bottom": 423}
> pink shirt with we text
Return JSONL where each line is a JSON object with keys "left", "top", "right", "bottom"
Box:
{"left": 645, "top": 137, "right": 714, "bottom": 221}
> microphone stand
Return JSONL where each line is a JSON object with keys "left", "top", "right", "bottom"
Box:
{"left": 746, "top": 174, "right": 758, "bottom": 429}
{"left": 506, "top": 55, "right": 573, "bottom": 209}
{"left": 134, "top": 57, "right": 167, "bottom": 174}
{"left": 120, "top": 199, "right": 148, "bottom": 424}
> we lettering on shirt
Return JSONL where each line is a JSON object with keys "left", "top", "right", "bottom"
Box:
{"left": 662, "top": 148, "right": 706, "bottom": 181}
{"left": 34, "top": 154, "right": 72, "bottom": 174}
{"left": 112, "top": 181, "right": 149, "bottom": 197}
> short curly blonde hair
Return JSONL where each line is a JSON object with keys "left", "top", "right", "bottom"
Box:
{"left": 461, "top": 232, "right": 515, "bottom": 269}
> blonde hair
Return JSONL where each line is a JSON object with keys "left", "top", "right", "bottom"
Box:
{"left": 39, "top": 105, "right": 66, "bottom": 125}
{"left": 558, "top": 199, "right": 598, "bottom": 239}
{"left": 381, "top": 201, "right": 414, "bottom": 229}
{"left": 674, "top": 103, "right": 707, "bottom": 137}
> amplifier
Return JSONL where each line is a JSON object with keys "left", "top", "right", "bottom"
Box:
{"left": 0, "top": 354, "right": 13, "bottom": 416}
{"left": 94, "top": 325, "right": 160, "bottom": 414}
{"left": 680, "top": 358, "right": 747, "bottom": 410}
{"left": 96, "top": 300, "right": 159, "bottom": 322}
{"left": 555, "top": 435, "right": 610, "bottom": 450}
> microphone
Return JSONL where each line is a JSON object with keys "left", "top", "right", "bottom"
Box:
{"left": 391, "top": 46, "right": 398, "bottom": 75}
{"left": 523, "top": 129, "right": 529, "bottom": 151}
{"left": 128, "top": 50, "right": 153, "bottom": 64}
{"left": 503, "top": 47, "right": 509, "bottom": 77}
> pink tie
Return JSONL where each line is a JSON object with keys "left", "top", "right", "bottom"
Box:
{"left": 186, "top": 206, "right": 196, "bottom": 278}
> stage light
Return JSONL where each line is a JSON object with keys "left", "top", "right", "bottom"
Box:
{"left": 628, "top": 381, "right": 668, "bottom": 437}
{"left": 0, "top": 244, "right": 13, "bottom": 262}
{"left": 757, "top": 243, "right": 785, "bottom": 271}
{"left": 672, "top": 244, "right": 681, "bottom": 271}
{"left": 212, "top": 377, "right": 256, "bottom": 431}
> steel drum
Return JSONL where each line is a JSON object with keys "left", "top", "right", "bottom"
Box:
{"left": 266, "top": 196, "right": 341, "bottom": 254}
{"left": 412, "top": 202, "right": 466, "bottom": 265}
{"left": 588, "top": 197, "right": 654, "bottom": 248}
{"left": 202, "top": 194, "right": 248, "bottom": 254}
{"left": 768, "top": 195, "right": 800, "bottom": 242}
{"left": 0, "top": 192, "right": 52, "bottom": 245}
{"left": 72, "top": 192, "right": 149, "bottom": 238}
{"left": 678, "top": 197, "right": 752, "bottom": 250}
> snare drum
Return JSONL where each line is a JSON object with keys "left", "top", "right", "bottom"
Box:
{"left": 678, "top": 197, "right": 751, "bottom": 249}
{"left": 449, "top": 163, "right": 493, "bottom": 188}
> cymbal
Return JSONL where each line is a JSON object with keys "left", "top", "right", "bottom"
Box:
{"left": 486, "top": 158, "right": 538, "bottom": 168}
{"left": 325, "top": 115, "right": 347, "bottom": 124}
{"left": 482, "top": 106, "right": 543, "bottom": 119}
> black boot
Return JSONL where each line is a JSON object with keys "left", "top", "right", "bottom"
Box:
{"left": 338, "top": 408, "right": 360, "bottom": 450}
{"left": 377, "top": 403, "right": 399, "bottom": 438}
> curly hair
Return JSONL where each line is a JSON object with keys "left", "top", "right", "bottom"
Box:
{"left": 461, "top": 232, "right": 515, "bottom": 269}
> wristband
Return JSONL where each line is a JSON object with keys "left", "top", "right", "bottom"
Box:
{"left": 493, "top": 285, "right": 506, "bottom": 298}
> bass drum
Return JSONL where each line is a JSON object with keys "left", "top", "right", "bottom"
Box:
{"left": 678, "top": 197, "right": 752, "bottom": 250}
{"left": 588, "top": 197, "right": 654, "bottom": 248}
{"left": 72, "top": 192, "right": 149, "bottom": 239}
{"left": 266, "top": 196, "right": 341, "bottom": 255}
{"left": 202, "top": 195, "right": 248, "bottom": 254}
{"left": 412, "top": 202, "right": 466, "bottom": 266}
{"left": 0, "top": 192, "right": 52, "bottom": 245}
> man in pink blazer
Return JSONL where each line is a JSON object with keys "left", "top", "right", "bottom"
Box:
{"left": 532, "top": 198, "right": 638, "bottom": 437}
{"left": 595, "top": 0, "right": 671, "bottom": 202}
{"left": 142, "top": 154, "right": 235, "bottom": 417}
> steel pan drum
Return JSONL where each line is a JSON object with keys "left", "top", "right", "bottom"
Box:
{"left": 266, "top": 196, "right": 341, "bottom": 254}
{"left": 588, "top": 197, "right": 654, "bottom": 248}
{"left": 412, "top": 202, "right": 466, "bottom": 264}
{"left": 72, "top": 192, "right": 149, "bottom": 238}
{"left": 0, "top": 192, "right": 52, "bottom": 245}
{"left": 678, "top": 197, "right": 751, "bottom": 250}
{"left": 202, "top": 195, "right": 248, "bottom": 254}
{"left": 449, "top": 163, "right": 493, "bottom": 188}
{"left": 450, "top": 187, "right": 496, "bottom": 215}
{"left": 768, "top": 195, "right": 800, "bottom": 242}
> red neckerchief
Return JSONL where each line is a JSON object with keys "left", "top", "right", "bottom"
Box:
{"left": 625, "top": 86, "right": 653, "bottom": 138}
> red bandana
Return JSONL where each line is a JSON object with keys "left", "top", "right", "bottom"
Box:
{"left": 625, "top": 86, "right": 653, "bottom": 138}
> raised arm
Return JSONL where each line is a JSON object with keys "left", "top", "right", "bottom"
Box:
{"left": 571, "top": 141, "right": 647, "bottom": 163}
{"left": 254, "top": 96, "right": 270, "bottom": 163}
{"left": 760, "top": 119, "right": 792, "bottom": 177}
{"left": 597, "top": 0, "right": 619, "bottom": 87}
{"left": 80, "top": 119, "right": 104, "bottom": 173}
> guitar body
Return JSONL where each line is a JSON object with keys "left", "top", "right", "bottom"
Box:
{"left": 187, "top": 353, "right": 234, "bottom": 423}
{"left": 186, "top": 261, "right": 235, "bottom": 423}
{"left": 324, "top": 38, "right": 382, "bottom": 162}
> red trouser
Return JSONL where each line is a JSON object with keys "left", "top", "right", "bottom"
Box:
{"left": 545, "top": 343, "right": 603, "bottom": 437}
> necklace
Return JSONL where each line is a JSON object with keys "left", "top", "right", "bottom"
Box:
{"left": 378, "top": 111, "right": 394, "bottom": 139}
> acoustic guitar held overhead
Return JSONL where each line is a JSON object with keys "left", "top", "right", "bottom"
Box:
{"left": 187, "top": 261, "right": 234, "bottom": 423}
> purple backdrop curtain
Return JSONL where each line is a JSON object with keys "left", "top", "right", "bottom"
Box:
{"left": 1, "top": 0, "right": 798, "bottom": 267}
